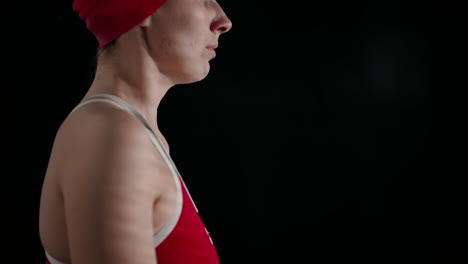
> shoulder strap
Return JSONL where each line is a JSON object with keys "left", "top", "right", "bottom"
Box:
{"left": 68, "top": 93, "right": 199, "bottom": 212}
{"left": 73, "top": 94, "right": 157, "bottom": 136}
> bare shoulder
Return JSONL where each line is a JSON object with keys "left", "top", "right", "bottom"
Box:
{"left": 54, "top": 102, "right": 166, "bottom": 197}
{"left": 50, "top": 102, "right": 164, "bottom": 263}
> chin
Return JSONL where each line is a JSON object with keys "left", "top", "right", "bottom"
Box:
{"left": 181, "top": 66, "right": 211, "bottom": 84}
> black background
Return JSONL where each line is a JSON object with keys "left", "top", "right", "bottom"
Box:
{"left": 18, "top": 0, "right": 466, "bottom": 263}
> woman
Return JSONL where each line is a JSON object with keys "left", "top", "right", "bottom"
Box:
{"left": 38, "top": 0, "right": 232, "bottom": 263}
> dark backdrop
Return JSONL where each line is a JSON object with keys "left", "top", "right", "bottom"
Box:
{"left": 18, "top": 0, "right": 466, "bottom": 263}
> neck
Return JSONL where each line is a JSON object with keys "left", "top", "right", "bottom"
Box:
{"left": 83, "top": 45, "right": 173, "bottom": 131}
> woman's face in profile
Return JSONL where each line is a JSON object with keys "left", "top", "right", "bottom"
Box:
{"left": 145, "top": 0, "right": 233, "bottom": 84}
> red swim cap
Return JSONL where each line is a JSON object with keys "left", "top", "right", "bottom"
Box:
{"left": 72, "top": 0, "right": 168, "bottom": 50}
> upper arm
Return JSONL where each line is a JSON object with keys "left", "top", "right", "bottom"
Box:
{"left": 57, "top": 107, "right": 162, "bottom": 264}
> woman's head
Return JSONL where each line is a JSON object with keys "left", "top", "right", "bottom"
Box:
{"left": 74, "top": 0, "right": 232, "bottom": 84}
{"left": 137, "top": 0, "right": 232, "bottom": 83}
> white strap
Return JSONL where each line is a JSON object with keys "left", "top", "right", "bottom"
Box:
{"left": 77, "top": 93, "right": 199, "bottom": 212}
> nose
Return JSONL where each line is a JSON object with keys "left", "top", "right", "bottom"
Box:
{"left": 211, "top": 4, "right": 233, "bottom": 35}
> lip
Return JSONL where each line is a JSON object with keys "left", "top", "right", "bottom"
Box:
{"left": 206, "top": 44, "right": 217, "bottom": 58}
{"left": 206, "top": 44, "right": 218, "bottom": 50}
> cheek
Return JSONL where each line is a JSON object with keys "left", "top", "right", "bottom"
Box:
{"left": 151, "top": 38, "right": 172, "bottom": 60}
{"left": 158, "top": 38, "right": 196, "bottom": 60}
{"left": 178, "top": 12, "right": 208, "bottom": 43}
{"left": 155, "top": 29, "right": 194, "bottom": 52}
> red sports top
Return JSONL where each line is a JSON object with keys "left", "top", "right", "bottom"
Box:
{"left": 44, "top": 93, "right": 219, "bottom": 264}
